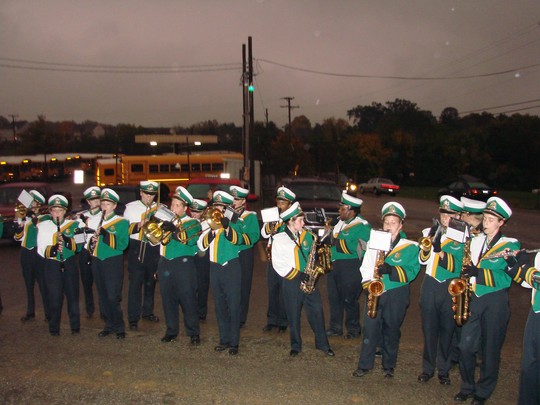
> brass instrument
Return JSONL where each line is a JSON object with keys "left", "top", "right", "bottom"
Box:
{"left": 15, "top": 202, "right": 28, "bottom": 219}
{"left": 448, "top": 234, "right": 473, "bottom": 326}
{"left": 482, "top": 248, "right": 540, "bottom": 261}
{"left": 300, "top": 230, "right": 327, "bottom": 294}
{"left": 162, "top": 217, "right": 202, "bottom": 245}
{"left": 367, "top": 250, "right": 386, "bottom": 319}
{"left": 142, "top": 218, "right": 165, "bottom": 245}
{"left": 317, "top": 244, "right": 332, "bottom": 273}
{"left": 418, "top": 220, "right": 442, "bottom": 252}
{"left": 202, "top": 207, "right": 224, "bottom": 231}
{"left": 55, "top": 217, "right": 65, "bottom": 272}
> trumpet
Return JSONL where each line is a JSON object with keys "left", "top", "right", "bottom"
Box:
{"left": 202, "top": 207, "right": 224, "bottom": 230}
{"left": 418, "top": 219, "right": 442, "bottom": 252}
{"left": 482, "top": 248, "right": 540, "bottom": 261}
{"left": 162, "top": 217, "right": 202, "bottom": 245}
{"left": 14, "top": 202, "right": 28, "bottom": 219}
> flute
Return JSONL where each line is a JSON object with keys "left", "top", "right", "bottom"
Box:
{"left": 483, "top": 248, "right": 540, "bottom": 261}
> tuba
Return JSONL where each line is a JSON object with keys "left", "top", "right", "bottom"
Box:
{"left": 299, "top": 230, "right": 327, "bottom": 294}
{"left": 447, "top": 229, "right": 475, "bottom": 326}
{"left": 367, "top": 250, "right": 386, "bottom": 319}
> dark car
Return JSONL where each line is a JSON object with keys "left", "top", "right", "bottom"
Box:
{"left": 0, "top": 182, "right": 73, "bottom": 239}
{"left": 186, "top": 177, "right": 258, "bottom": 203}
{"left": 437, "top": 175, "right": 497, "bottom": 201}
{"left": 280, "top": 177, "right": 341, "bottom": 237}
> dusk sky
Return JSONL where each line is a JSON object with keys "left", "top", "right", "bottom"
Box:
{"left": 1, "top": 0, "right": 539, "bottom": 128}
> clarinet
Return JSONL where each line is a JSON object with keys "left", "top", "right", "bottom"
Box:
{"left": 56, "top": 217, "right": 65, "bottom": 272}
{"left": 87, "top": 211, "right": 105, "bottom": 265}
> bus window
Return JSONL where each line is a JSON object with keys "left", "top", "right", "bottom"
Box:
{"left": 181, "top": 164, "right": 190, "bottom": 172}
{"left": 159, "top": 164, "right": 169, "bottom": 173}
{"left": 191, "top": 163, "right": 200, "bottom": 172}
{"left": 131, "top": 164, "right": 144, "bottom": 173}
{"left": 212, "top": 163, "right": 224, "bottom": 171}
{"left": 149, "top": 164, "right": 158, "bottom": 173}
{"left": 104, "top": 168, "right": 115, "bottom": 176}
{"left": 171, "top": 164, "right": 180, "bottom": 172}
{"left": 201, "top": 163, "right": 211, "bottom": 171}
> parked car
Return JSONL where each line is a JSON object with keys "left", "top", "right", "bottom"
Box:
{"left": 280, "top": 177, "right": 341, "bottom": 236}
{"left": 0, "top": 182, "right": 73, "bottom": 239}
{"left": 358, "top": 178, "right": 400, "bottom": 195}
{"left": 186, "top": 177, "right": 258, "bottom": 203}
{"left": 320, "top": 172, "right": 358, "bottom": 194}
{"left": 437, "top": 175, "right": 497, "bottom": 201}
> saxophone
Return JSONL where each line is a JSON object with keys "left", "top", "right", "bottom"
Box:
{"left": 447, "top": 232, "right": 473, "bottom": 326}
{"left": 300, "top": 230, "right": 326, "bottom": 294}
{"left": 367, "top": 250, "right": 386, "bottom": 319}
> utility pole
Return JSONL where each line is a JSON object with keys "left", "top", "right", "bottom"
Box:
{"left": 242, "top": 37, "right": 255, "bottom": 192}
{"left": 8, "top": 114, "right": 18, "bottom": 142}
{"left": 280, "top": 97, "right": 299, "bottom": 137}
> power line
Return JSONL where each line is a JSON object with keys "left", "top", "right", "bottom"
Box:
{"left": 460, "top": 98, "right": 540, "bottom": 114}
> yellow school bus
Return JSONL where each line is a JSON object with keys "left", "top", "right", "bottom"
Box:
{"left": 95, "top": 152, "right": 245, "bottom": 194}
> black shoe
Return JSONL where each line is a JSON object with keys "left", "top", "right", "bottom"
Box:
{"left": 326, "top": 329, "right": 343, "bottom": 337}
{"left": 161, "top": 334, "right": 177, "bottom": 343}
{"left": 228, "top": 346, "right": 239, "bottom": 355}
{"left": 323, "top": 348, "right": 335, "bottom": 357}
{"left": 20, "top": 314, "right": 35, "bottom": 322}
{"left": 289, "top": 350, "right": 299, "bottom": 357}
{"left": 98, "top": 330, "right": 111, "bottom": 338}
{"left": 471, "top": 396, "right": 486, "bottom": 405}
{"left": 375, "top": 349, "right": 383, "bottom": 357}
{"left": 344, "top": 332, "right": 359, "bottom": 339}
{"left": 262, "top": 324, "right": 274, "bottom": 332}
{"left": 116, "top": 332, "right": 126, "bottom": 339}
{"left": 142, "top": 314, "right": 159, "bottom": 322}
{"left": 438, "top": 374, "right": 451, "bottom": 385}
{"left": 278, "top": 326, "right": 287, "bottom": 333}
{"left": 190, "top": 335, "right": 201, "bottom": 345}
{"left": 352, "top": 368, "right": 370, "bottom": 377}
{"left": 50, "top": 331, "right": 60, "bottom": 336}
{"left": 453, "top": 392, "right": 473, "bottom": 402}
{"left": 71, "top": 329, "right": 80, "bottom": 335}
{"left": 214, "top": 344, "right": 229, "bottom": 352}
{"left": 129, "top": 322, "right": 138, "bottom": 331}
{"left": 383, "top": 368, "right": 394, "bottom": 378}
{"left": 199, "top": 315, "right": 206, "bottom": 321}
{"left": 418, "top": 372, "right": 434, "bottom": 383}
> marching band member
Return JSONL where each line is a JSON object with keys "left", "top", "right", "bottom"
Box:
{"left": 14, "top": 190, "right": 49, "bottom": 322}
{"left": 76, "top": 186, "right": 101, "bottom": 319}
{"left": 326, "top": 191, "right": 371, "bottom": 339}
{"left": 453, "top": 197, "right": 519, "bottom": 405}
{"left": 260, "top": 186, "right": 296, "bottom": 333}
{"left": 505, "top": 251, "right": 540, "bottom": 405}
{"left": 353, "top": 202, "right": 420, "bottom": 378}
{"left": 157, "top": 186, "right": 202, "bottom": 345}
{"left": 124, "top": 180, "right": 161, "bottom": 330}
{"left": 230, "top": 185, "right": 260, "bottom": 327}
{"left": 37, "top": 195, "right": 82, "bottom": 336}
{"left": 197, "top": 190, "right": 245, "bottom": 355}
{"left": 89, "top": 189, "right": 129, "bottom": 339}
{"left": 271, "top": 202, "right": 334, "bottom": 357}
{"left": 190, "top": 198, "right": 210, "bottom": 321}
{"left": 460, "top": 197, "right": 486, "bottom": 234}
{"left": 417, "top": 195, "right": 464, "bottom": 385}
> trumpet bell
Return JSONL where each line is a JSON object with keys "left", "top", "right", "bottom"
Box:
{"left": 418, "top": 236, "right": 432, "bottom": 252}
{"left": 203, "top": 207, "right": 224, "bottom": 230}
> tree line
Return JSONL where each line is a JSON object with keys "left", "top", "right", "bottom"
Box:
{"left": 2, "top": 98, "right": 539, "bottom": 190}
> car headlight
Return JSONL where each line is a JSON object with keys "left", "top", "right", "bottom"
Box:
{"left": 348, "top": 184, "right": 357, "bottom": 192}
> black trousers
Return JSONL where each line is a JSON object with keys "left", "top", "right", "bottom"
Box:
{"left": 419, "top": 275, "right": 457, "bottom": 376}
{"left": 519, "top": 309, "right": 540, "bottom": 405}
{"left": 282, "top": 275, "right": 330, "bottom": 352}
{"left": 195, "top": 251, "right": 210, "bottom": 319}
{"left": 326, "top": 258, "right": 362, "bottom": 335}
{"left": 357, "top": 285, "right": 410, "bottom": 371}
{"left": 265, "top": 261, "right": 287, "bottom": 327}
{"left": 93, "top": 255, "right": 125, "bottom": 333}
{"left": 127, "top": 240, "right": 160, "bottom": 323}
{"left": 20, "top": 247, "right": 49, "bottom": 319}
{"left": 458, "top": 289, "right": 510, "bottom": 400}
{"left": 158, "top": 256, "right": 199, "bottom": 337}
{"left": 210, "top": 258, "right": 242, "bottom": 347}
{"left": 78, "top": 248, "right": 95, "bottom": 317}
{"left": 239, "top": 248, "right": 254, "bottom": 325}
{"left": 43, "top": 256, "right": 80, "bottom": 334}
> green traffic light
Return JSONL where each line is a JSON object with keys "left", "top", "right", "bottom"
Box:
{"left": 248, "top": 84, "right": 254, "bottom": 92}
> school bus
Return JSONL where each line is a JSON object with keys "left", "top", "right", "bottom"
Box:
{"left": 94, "top": 152, "right": 247, "bottom": 195}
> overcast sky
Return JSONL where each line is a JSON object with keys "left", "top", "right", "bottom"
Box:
{"left": 1, "top": 0, "right": 539, "bottom": 129}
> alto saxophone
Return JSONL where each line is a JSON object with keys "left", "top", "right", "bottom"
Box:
{"left": 299, "top": 230, "right": 326, "bottom": 294}
{"left": 447, "top": 233, "right": 473, "bottom": 326}
{"left": 367, "top": 250, "right": 386, "bottom": 319}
